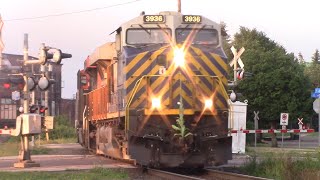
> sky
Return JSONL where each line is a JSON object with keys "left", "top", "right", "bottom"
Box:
{"left": 0, "top": 0, "right": 319, "bottom": 98}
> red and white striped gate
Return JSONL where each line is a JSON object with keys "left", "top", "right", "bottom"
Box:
{"left": 230, "top": 129, "right": 314, "bottom": 134}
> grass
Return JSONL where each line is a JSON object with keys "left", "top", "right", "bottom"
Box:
{"left": 0, "top": 115, "right": 78, "bottom": 157}
{"left": 240, "top": 152, "right": 320, "bottom": 180}
{"left": 262, "top": 133, "right": 292, "bottom": 138}
{"left": 0, "top": 140, "right": 52, "bottom": 157}
{"left": 0, "top": 136, "right": 77, "bottom": 157}
{"left": 0, "top": 141, "right": 19, "bottom": 157}
{"left": 0, "top": 167, "right": 129, "bottom": 180}
{"left": 306, "top": 132, "right": 319, "bottom": 137}
{"left": 246, "top": 146, "right": 320, "bottom": 158}
{"left": 38, "top": 137, "right": 77, "bottom": 145}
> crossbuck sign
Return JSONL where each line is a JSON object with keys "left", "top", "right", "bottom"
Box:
{"left": 298, "top": 118, "right": 303, "bottom": 130}
{"left": 229, "top": 46, "right": 245, "bottom": 69}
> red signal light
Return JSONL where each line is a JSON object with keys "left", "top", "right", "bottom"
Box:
{"left": 39, "top": 106, "right": 48, "bottom": 113}
{"left": 3, "top": 83, "right": 10, "bottom": 89}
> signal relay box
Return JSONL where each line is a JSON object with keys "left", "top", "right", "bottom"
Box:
{"left": 21, "top": 113, "right": 41, "bottom": 135}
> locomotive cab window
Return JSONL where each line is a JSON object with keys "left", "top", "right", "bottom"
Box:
{"left": 80, "top": 75, "right": 87, "bottom": 85}
{"left": 126, "top": 28, "right": 171, "bottom": 45}
{"left": 176, "top": 28, "right": 219, "bottom": 45}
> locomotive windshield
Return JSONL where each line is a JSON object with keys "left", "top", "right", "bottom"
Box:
{"left": 176, "top": 28, "right": 219, "bottom": 45}
{"left": 126, "top": 28, "right": 171, "bottom": 45}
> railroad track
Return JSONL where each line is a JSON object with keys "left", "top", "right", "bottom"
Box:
{"left": 147, "top": 168, "right": 272, "bottom": 180}
{"left": 205, "top": 169, "right": 272, "bottom": 180}
{"left": 147, "top": 168, "right": 203, "bottom": 180}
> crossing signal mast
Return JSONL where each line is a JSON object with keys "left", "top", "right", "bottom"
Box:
{"left": 9, "top": 34, "right": 72, "bottom": 168}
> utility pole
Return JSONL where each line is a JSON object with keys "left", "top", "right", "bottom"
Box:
{"left": 178, "top": 0, "right": 181, "bottom": 13}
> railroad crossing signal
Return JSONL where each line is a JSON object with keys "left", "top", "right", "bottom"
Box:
{"left": 229, "top": 46, "right": 245, "bottom": 69}
{"left": 0, "top": 76, "right": 25, "bottom": 90}
{"left": 298, "top": 118, "right": 303, "bottom": 130}
{"left": 39, "top": 106, "right": 48, "bottom": 117}
{"left": 29, "top": 105, "right": 38, "bottom": 113}
{"left": 230, "top": 46, "right": 245, "bottom": 82}
{"left": 254, "top": 111, "right": 259, "bottom": 129}
{"left": 280, "top": 113, "right": 289, "bottom": 126}
{"left": 254, "top": 111, "right": 259, "bottom": 121}
{"left": 24, "top": 43, "right": 72, "bottom": 65}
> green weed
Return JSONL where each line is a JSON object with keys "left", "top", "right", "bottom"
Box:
{"left": 0, "top": 167, "right": 129, "bottom": 180}
{"left": 241, "top": 152, "right": 320, "bottom": 180}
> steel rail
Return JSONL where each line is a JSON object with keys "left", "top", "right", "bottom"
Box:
{"left": 206, "top": 169, "right": 272, "bottom": 180}
{"left": 147, "top": 168, "right": 204, "bottom": 180}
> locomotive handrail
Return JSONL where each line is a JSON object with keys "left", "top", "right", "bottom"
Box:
{"left": 125, "top": 75, "right": 170, "bottom": 132}
{"left": 125, "top": 77, "right": 143, "bottom": 131}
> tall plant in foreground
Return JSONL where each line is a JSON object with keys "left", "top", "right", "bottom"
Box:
{"left": 172, "top": 95, "right": 192, "bottom": 139}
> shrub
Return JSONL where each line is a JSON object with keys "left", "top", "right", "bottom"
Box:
{"left": 44, "top": 115, "right": 76, "bottom": 140}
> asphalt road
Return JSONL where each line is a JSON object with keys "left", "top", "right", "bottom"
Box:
{"left": 264, "top": 134, "right": 320, "bottom": 149}
{"left": 0, "top": 143, "right": 135, "bottom": 172}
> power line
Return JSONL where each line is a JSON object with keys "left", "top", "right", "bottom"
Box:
{"left": 4, "top": 0, "right": 142, "bottom": 22}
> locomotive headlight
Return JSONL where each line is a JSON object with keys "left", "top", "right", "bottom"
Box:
{"left": 151, "top": 97, "right": 161, "bottom": 109}
{"left": 204, "top": 99, "right": 213, "bottom": 109}
{"left": 173, "top": 48, "right": 185, "bottom": 67}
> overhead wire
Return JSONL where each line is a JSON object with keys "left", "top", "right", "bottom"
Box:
{"left": 3, "top": 0, "right": 142, "bottom": 22}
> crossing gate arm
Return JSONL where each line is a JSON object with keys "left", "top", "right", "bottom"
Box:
{"left": 0, "top": 116, "right": 22, "bottom": 136}
{"left": 230, "top": 129, "right": 315, "bottom": 134}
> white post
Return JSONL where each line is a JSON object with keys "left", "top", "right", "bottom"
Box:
{"left": 281, "top": 133, "right": 284, "bottom": 148}
{"left": 254, "top": 111, "right": 259, "bottom": 148}
{"left": 281, "top": 125, "right": 285, "bottom": 148}
{"left": 318, "top": 99, "right": 320, "bottom": 146}
{"left": 254, "top": 133, "right": 257, "bottom": 148}
{"left": 299, "top": 132, "right": 301, "bottom": 149}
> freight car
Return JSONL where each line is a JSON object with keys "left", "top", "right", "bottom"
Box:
{"left": 76, "top": 11, "right": 232, "bottom": 168}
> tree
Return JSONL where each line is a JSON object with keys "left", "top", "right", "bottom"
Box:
{"left": 220, "top": 21, "right": 232, "bottom": 61}
{"left": 312, "top": 49, "right": 320, "bottom": 63}
{"left": 232, "top": 27, "right": 312, "bottom": 147}
{"left": 297, "top": 52, "right": 305, "bottom": 64}
{"left": 304, "top": 50, "right": 320, "bottom": 87}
